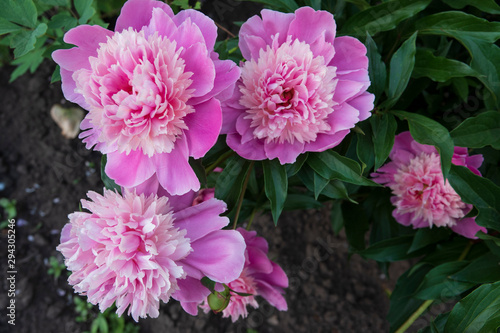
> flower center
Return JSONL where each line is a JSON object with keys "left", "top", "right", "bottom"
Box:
{"left": 239, "top": 37, "right": 338, "bottom": 144}
{"left": 74, "top": 28, "right": 195, "bottom": 156}
{"left": 391, "top": 153, "right": 468, "bottom": 227}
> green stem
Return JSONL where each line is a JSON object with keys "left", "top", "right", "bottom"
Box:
{"left": 232, "top": 161, "right": 254, "bottom": 229}
{"left": 246, "top": 209, "right": 257, "bottom": 231}
{"left": 395, "top": 300, "right": 434, "bottom": 333}
{"left": 206, "top": 150, "right": 235, "bottom": 174}
{"left": 394, "top": 240, "right": 474, "bottom": 333}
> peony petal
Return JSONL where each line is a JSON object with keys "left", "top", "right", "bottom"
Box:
{"left": 264, "top": 140, "right": 304, "bottom": 164}
{"left": 58, "top": 68, "right": 89, "bottom": 108}
{"left": 173, "top": 276, "right": 211, "bottom": 303}
{"left": 173, "top": 198, "right": 229, "bottom": 243}
{"left": 239, "top": 14, "right": 269, "bottom": 60}
{"left": 330, "top": 36, "right": 369, "bottom": 72}
{"left": 346, "top": 92, "right": 374, "bottom": 122}
{"left": 227, "top": 133, "right": 267, "bottom": 161}
{"left": 189, "top": 57, "right": 241, "bottom": 106}
{"left": 115, "top": 0, "right": 173, "bottom": 33}
{"left": 255, "top": 280, "right": 288, "bottom": 311}
{"left": 145, "top": 7, "right": 178, "bottom": 38}
{"left": 61, "top": 25, "right": 113, "bottom": 54}
{"left": 451, "top": 218, "right": 487, "bottom": 239}
{"left": 245, "top": 247, "right": 273, "bottom": 276}
{"left": 261, "top": 9, "right": 295, "bottom": 46}
{"left": 332, "top": 79, "right": 367, "bottom": 105}
{"left": 174, "top": 9, "right": 217, "bottom": 51}
{"left": 181, "top": 230, "right": 246, "bottom": 283}
{"left": 181, "top": 43, "right": 215, "bottom": 97}
{"left": 154, "top": 138, "right": 200, "bottom": 195}
{"left": 105, "top": 149, "right": 156, "bottom": 188}
{"left": 287, "top": 7, "right": 336, "bottom": 47}
{"left": 254, "top": 262, "right": 289, "bottom": 289}
{"left": 184, "top": 98, "right": 222, "bottom": 159}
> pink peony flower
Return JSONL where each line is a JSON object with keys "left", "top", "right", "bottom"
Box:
{"left": 200, "top": 228, "right": 288, "bottom": 321}
{"left": 222, "top": 7, "right": 374, "bottom": 164}
{"left": 57, "top": 189, "right": 246, "bottom": 321}
{"left": 371, "top": 131, "right": 486, "bottom": 239}
{"left": 52, "top": 0, "right": 240, "bottom": 195}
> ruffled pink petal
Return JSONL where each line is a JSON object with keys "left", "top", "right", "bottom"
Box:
{"left": 189, "top": 57, "right": 241, "bottom": 106}
{"left": 330, "top": 36, "right": 368, "bottom": 72}
{"left": 61, "top": 24, "right": 114, "bottom": 55}
{"left": 227, "top": 133, "right": 267, "bottom": 161}
{"left": 180, "top": 301, "right": 201, "bottom": 316}
{"left": 173, "top": 198, "right": 229, "bottom": 243}
{"left": 105, "top": 149, "right": 156, "bottom": 188}
{"left": 254, "top": 262, "right": 289, "bottom": 289}
{"left": 145, "top": 7, "right": 178, "bottom": 38}
{"left": 181, "top": 230, "right": 246, "bottom": 283}
{"left": 451, "top": 218, "right": 487, "bottom": 239}
{"left": 328, "top": 102, "right": 360, "bottom": 133}
{"left": 238, "top": 228, "right": 268, "bottom": 253}
{"left": 184, "top": 98, "right": 222, "bottom": 159}
{"left": 261, "top": 9, "right": 295, "bottom": 46}
{"left": 180, "top": 42, "right": 215, "bottom": 97}
{"left": 174, "top": 9, "right": 217, "bottom": 51}
{"left": 332, "top": 79, "right": 367, "bottom": 105}
{"left": 255, "top": 280, "right": 288, "bottom": 311}
{"left": 154, "top": 138, "right": 200, "bottom": 195}
{"left": 347, "top": 92, "right": 375, "bottom": 122}
{"left": 127, "top": 174, "right": 160, "bottom": 197}
{"left": 115, "top": 0, "right": 173, "bottom": 33}
{"left": 245, "top": 247, "right": 273, "bottom": 276}
{"left": 173, "top": 276, "right": 211, "bottom": 303}
{"left": 304, "top": 129, "right": 350, "bottom": 153}
{"left": 287, "top": 7, "right": 336, "bottom": 50}
{"left": 239, "top": 14, "right": 269, "bottom": 60}
{"left": 264, "top": 140, "right": 304, "bottom": 164}
{"left": 58, "top": 68, "right": 89, "bottom": 108}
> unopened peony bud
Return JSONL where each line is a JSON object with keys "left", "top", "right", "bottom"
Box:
{"left": 207, "top": 286, "right": 231, "bottom": 313}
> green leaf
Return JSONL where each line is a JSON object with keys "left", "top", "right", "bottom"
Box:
{"left": 214, "top": 155, "right": 251, "bottom": 209}
{"left": 0, "top": 17, "right": 22, "bottom": 35}
{"left": 359, "top": 235, "right": 417, "bottom": 262}
{"left": 414, "top": 261, "right": 473, "bottom": 300}
{"left": 188, "top": 158, "right": 207, "bottom": 188}
{"left": 201, "top": 276, "right": 216, "bottom": 293}
{"left": 47, "top": 12, "right": 78, "bottom": 30}
{"left": 393, "top": 110, "right": 454, "bottom": 180}
{"left": 262, "top": 159, "right": 288, "bottom": 225}
{"left": 388, "top": 265, "right": 432, "bottom": 332}
{"left": 341, "top": 0, "right": 431, "bottom": 37}
{"left": 245, "top": 0, "right": 298, "bottom": 12}
{"left": 0, "top": 0, "right": 37, "bottom": 28}
{"left": 285, "top": 152, "right": 308, "bottom": 177}
{"left": 450, "top": 111, "right": 500, "bottom": 149}
{"left": 307, "top": 150, "right": 379, "bottom": 187}
{"left": 445, "top": 281, "right": 500, "bottom": 333}
{"left": 413, "top": 49, "right": 480, "bottom": 82}
{"left": 417, "top": 11, "right": 500, "bottom": 43}
{"left": 448, "top": 165, "right": 500, "bottom": 231}
{"left": 418, "top": 312, "right": 449, "bottom": 333}
{"left": 364, "top": 33, "right": 386, "bottom": 101}
{"left": 408, "top": 228, "right": 451, "bottom": 253}
{"left": 9, "top": 44, "right": 45, "bottom": 82}
{"left": 356, "top": 121, "right": 375, "bottom": 173}
{"left": 313, "top": 172, "right": 329, "bottom": 200}
{"left": 304, "top": 0, "right": 321, "bottom": 10}
{"left": 342, "top": 201, "right": 369, "bottom": 251}
{"left": 74, "top": 0, "right": 96, "bottom": 24}
{"left": 416, "top": 12, "right": 500, "bottom": 108}
{"left": 39, "top": 0, "right": 70, "bottom": 5}
{"left": 321, "top": 180, "right": 356, "bottom": 203}
{"left": 10, "top": 23, "right": 47, "bottom": 58}
{"left": 330, "top": 201, "right": 344, "bottom": 235}
{"left": 385, "top": 32, "right": 418, "bottom": 109}
{"left": 441, "top": 0, "right": 500, "bottom": 15}
{"left": 283, "top": 194, "right": 323, "bottom": 210}
{"left": 51, "top": 65, "right": 61, "bottom": 83}
{"left": 452, "top": 253, "right": 500, "bottom": 284}
{"left": 100, "top": 155, "right": 121, "bottom": 192}
{"left": 371, "top": 113, "right": 397, "bottom": 170}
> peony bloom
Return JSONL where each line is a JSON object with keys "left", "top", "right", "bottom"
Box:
{"left": 200, "top": 228, "right": 288, "bottom": 321}
{"left": 52, "top": 0, "right": 240, "bottom": 195}
{"left": 222, "top": 7, "right": 374, "bottom": 164}
{"left": 371, "top": 131, "right": 486, "bottom": 239}
{"left": 57, "top": 189, "right": 246, "bottom": 321}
